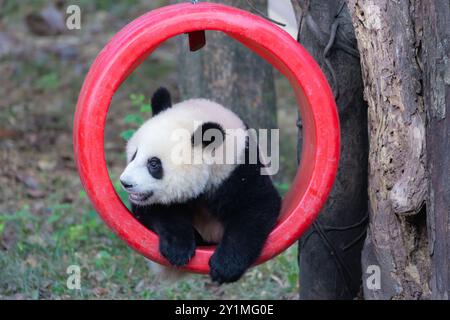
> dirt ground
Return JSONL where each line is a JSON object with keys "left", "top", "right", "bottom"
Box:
{"left": 0, "top": 1, "right": 299, "bottom": 299}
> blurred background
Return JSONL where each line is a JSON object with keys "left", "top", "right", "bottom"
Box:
{"left": 0, "top": 0, "right": 300, "bottom": 299}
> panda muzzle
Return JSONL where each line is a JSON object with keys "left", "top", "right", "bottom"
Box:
{"left": 129, "top": 191, "right": 153, "bottom": 203}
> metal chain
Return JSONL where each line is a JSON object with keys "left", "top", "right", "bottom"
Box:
{"left": 189, "top": 0, "right": 286, "bottom": 27}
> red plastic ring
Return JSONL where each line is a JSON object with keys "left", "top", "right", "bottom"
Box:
{"left": 73, "top": 3, "right": 340, "bottom": 273}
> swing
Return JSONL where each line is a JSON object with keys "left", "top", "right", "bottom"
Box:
{"left": 73, "top": 2, "right": 340, "bottom": 273}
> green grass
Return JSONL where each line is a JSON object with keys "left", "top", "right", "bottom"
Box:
{"left": 0, "top": 52, "right": 299, "bottom": 303}
{"left": 0, "top": 0, "right": 300, "bottom": 300}
{"left": 0, "top": 195, "right": 298, "bottom": 299}
{"left": 0, "top": 172, "right": 297, "bottom": 299}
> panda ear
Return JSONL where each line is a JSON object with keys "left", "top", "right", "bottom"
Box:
{"left": 191, "top": 122, "right": 225, "bottom": 148}
{"left": 151, "top": 87, "right": 172, "bottom": 116}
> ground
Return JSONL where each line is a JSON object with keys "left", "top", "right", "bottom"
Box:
{"left": 0, "top": 1, "right": 299, "bottom": 299}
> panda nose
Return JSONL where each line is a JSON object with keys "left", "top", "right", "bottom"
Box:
{"left": 120, "top": 179, "right": 134, "bottom": 190}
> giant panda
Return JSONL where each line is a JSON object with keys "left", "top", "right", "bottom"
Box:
{"left": 119, "top": 87, "right": 281, "bottom": 284}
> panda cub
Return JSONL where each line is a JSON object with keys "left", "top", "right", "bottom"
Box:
{"left": 120, "top": 88, "right": 281, "bottom": 284}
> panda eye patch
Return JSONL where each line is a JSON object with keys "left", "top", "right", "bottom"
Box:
{"left": 147, "top": 157, "right": 163, "bottom": 179}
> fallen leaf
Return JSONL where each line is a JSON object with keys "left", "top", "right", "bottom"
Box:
{"left": 27, "top": 189, "right": 46, "bottom": 199}
{"left": 25, "top": 5, "right": 66, "bottom": 36}
{"left": 16, "top": 173, "right": 40, "bottom": 189}
{"left": 26, "top": 255, "right": 38, "bottom": 268}
{"left": 38, "top": 159, "right": 57, "bottom": 171}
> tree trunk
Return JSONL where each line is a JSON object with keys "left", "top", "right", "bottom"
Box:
{"left": 346, "top": 0, "right": 431, "bottom": 299}
{"left": 172, "top": 0, "right": 449, "bottom": 300}
{"left": 294, "top": 1, "right": 369, "bottom": 300}
{"left": 421, "top": 1, "right": 450, "bottom": 300}
{"left": 175, "top": 0, "right": 277, "bottom": 130}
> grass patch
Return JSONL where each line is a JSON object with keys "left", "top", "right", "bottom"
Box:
{"left": 1, "top": 1, "right": 300, "bottom": 300}
{"left": 1, "top": 185, "right": 298, "bottom": 299}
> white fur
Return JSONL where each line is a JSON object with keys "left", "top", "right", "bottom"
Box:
{"left": 120, "top": 99, "right": 247, "bottom": 206}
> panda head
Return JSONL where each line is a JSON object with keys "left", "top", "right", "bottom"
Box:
{"left": 119, "top": 88, "right": 247, "bottom": 206}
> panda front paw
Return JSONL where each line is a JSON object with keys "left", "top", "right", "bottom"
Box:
{"left": 209, "top": 253, "right": 247, "bottom": 284}
{"left": 159, "top": 234, "right": 196, "bottom": 267}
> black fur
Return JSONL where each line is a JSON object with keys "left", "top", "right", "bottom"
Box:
{"left": 206, "top": 151, "right": 281, "bottom": 283}
{"left": 132, "top": 88, "right": 281, "bottom": 283}
{"left": 132, "top": 202, "right": 197, "bottom": 267}
{"left": 131, "top": 143, "right": 281, "bottom": 284}
{"left": 191, "top": 122, "right": 225, "bottom": 148}
{"left": 151, "top": 87, "right": 172, "bottom": 116}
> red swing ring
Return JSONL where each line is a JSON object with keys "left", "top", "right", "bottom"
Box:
{"left": 73, "top": 3, "right": 340, "bottom": 273}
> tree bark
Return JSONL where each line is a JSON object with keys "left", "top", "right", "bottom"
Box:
{"left": 172, "top": 0, "right": 449, "bottom": 300}
{"left": 295, "top": 1, "right": 369, "bottom": 300}
{"left": 421, "top": 0, "right": 450, "bottom": 300}
{"left": 346, "top": 0, "right": 430, "bottom": 299}
{"left": 176, "top": 0, "right": 277, "bottom": 130}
